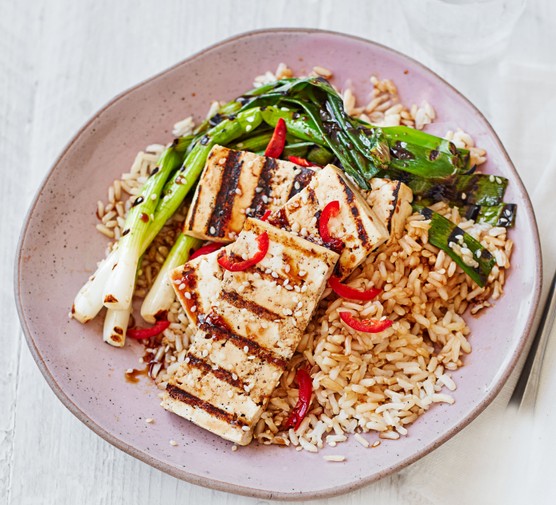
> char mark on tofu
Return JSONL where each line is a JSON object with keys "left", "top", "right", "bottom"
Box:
{"left": 166, "top": 384, "right": 249, "bottom": 428}
{"left": 287, "top": 167, "right": 316, "bottom": 200}
{"left": 343, "top": 183, "right": 369, "bottom": 245}
{"left": 368, "top": 178, "right": 413, "bottom": 240}
{"left": 220, "top": 290, "right": 282, "bottom": 322}
{"left": 206, "top": 150, "right": 244, "bottom": 237}
{"left": 248, "top": 156, "right": 276, "bottom": 218}
{"left": 198, "top": 317, "right": 288, "bottom": 370}
{"left": 185, "top": 353, "right": 246, "bottom": 389}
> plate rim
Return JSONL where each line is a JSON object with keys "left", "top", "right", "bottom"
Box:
{"left": 14, "top": 27, "right": 543, "bottom": 501}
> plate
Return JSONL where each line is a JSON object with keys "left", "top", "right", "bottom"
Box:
{"left": 15, "top": 29, "right": 542, "bottom": 500}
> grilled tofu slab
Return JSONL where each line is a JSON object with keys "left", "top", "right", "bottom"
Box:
{"left": 268, "top": 165, "right": 389, "bottom": 279}
{"left": 367, "top": 178, "right": 413, "bottom": 240}
{"left": 184, "top": 145, "right": 316, "bottom": 242}
{"left": 163, "top": 219, "right": 338, "bottom": 444}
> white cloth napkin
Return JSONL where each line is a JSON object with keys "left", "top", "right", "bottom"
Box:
{"left": 389, "top": 61, "right": 556, "bottom": 505}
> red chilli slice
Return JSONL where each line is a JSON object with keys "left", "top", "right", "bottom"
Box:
{"left": 217, "top": 231, "right": 269, "bottom": 272}
{"left": 287, "top": 155, "right": 319, "bottom": 168}
{"left": 328, "top": 276, "right": 382, "bottom": 301}
{"left": 319, "top": 200, "right": 344, "bottom": 252}
{"left": 264, "top": 118, "right": 287, "bottom": 158}
{"left": 339, "top": 311, "right": 392, "bottom": 333}
{"left": 189, "top": 242, "right": 224, "bottom": 260}
{"left": 127, "top": 319, "right": 170, "bottom": 340}
{"left": 283, "top": 367, "right": 313, "bottom": 431}
{"left": 260, "top": 210, "right": 272, "bottom": 222}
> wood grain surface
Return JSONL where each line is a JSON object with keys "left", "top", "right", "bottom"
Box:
{"left": 2, "top": 0, "right": 555, "bottom": 504}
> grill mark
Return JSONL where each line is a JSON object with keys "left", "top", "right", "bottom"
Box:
{"left": 287, "top": 167, "right": 315, "bottom": 200}
{"left": 186, "top": 353, "right": 245, "bottom": 389}
{"left": 249, "top": 157, "right": 276, "bottom": 218}
{"left": 166, "top": 384, "right": 248, "bottom": 427}
{"left": 186, "top": 184, "right": 204, "bottom": 231}
{"left": 198, "top": 318, "right": 288, "bottom": 370}
{"left": 343, "top": 184, "right": 369, "bottom": 244}
{"left": 206, "top": 150, "right": 244, "bottom": 237}
{"left": 220, "top": 290, "right": 281, "bottom": 321}
{"left": 387, "top": 181, "right": 402, "bottom": 233}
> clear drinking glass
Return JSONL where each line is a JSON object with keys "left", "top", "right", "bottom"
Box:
{"left": 399, "top": 0, "right": 528, "bottom": 64}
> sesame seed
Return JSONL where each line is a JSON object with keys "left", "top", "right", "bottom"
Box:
{"left": 212, "top": 364, "right": 218, "bottom": 370}
{"left": 185, "top": 357, "right": 191, "bottom": 364}
{"left": 170, "top": 440, "right": 178, "bottom": 446}
{"left": 284, "top": 264, "right": 291, "bottom": 273}
{"left": 145, "top": 418, "right": 154, "bottom": 424}
{"left": 231, "top": 445, "right": 238, "bottom": 451}
{"left": 296, "top": 301, "right": 303, "bottom": 309}
{"left": 301, "top": 285, "right": 308, "bottom": 293}
{"left": 227, "top": 390, "right": 233, "bottom": 398}
{"left": 232, "top": 373, "right": 238, "bottom": 380}
{"left": 283, "top": 308, "right": 293, "bottom": 316}
{"left": 299, "top": 270, "right": 307, "bottom": 277}
{"left": 218, "top": 157, "right": 226, "bottom": 165}
{"left": 191, "top": 305, "right": 197, "bottom": 313}
{"left": 294, "top": 311, "right": 303, "bottom": 318}
{"left": 178, "top": 283, "right": 186, "bottom": 291}
{"left": 372, "top": 440, "right": 381, "bottom": 448}
{"left": 255, "top": 187, "right": 263, "bottom": 193}
{"left": 262, "top": 195, "right": 269, "bottom": 204}
{"left": 126, "top": 368, "right": 134, "bottom": 374}
{"left": 461, "top": 192, "right": 467, "bottom": 200}
{"left": 294, "top": 181, "right": 301, "bottom": 190}
{"left": 243, "top": 346, "right": 249, "bottom": 353}
{"left": 209, "top": 226, "right": 216, "bottom": 235}
{"left": 241, "top": 425, "right": 250, "bottom": 431}
{"left": 184, "top": 292, "right": 192, "bottom": 299}
{"left": 271, "top": 271, "right": 279, "bottom": 278}
{"left": 235, "top": 188, "right": 242, "bottom": 195}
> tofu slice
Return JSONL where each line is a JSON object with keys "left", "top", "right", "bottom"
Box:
{"left": 219, "top": 218, "right": 337, "bottom": 333}
{"left": 184, "top": 145, "right": 316, "bottom": 242}
{"left": 367, "top": 178, "right": 413, "bottom": 240}
{"left": 268, "top": 164, "right": 389, "bottom": 279}
{"left": 169, "top": 250, "right": 223, "bottom": 326}
{"left": 163, "top": 219, "right": 338, "bottom": 445}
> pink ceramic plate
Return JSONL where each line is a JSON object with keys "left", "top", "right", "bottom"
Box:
{"left": 15, "top": 29, "right": 541, "bottom": 500}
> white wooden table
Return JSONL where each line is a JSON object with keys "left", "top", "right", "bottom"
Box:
{"left": 3, "top": 1, "right": 556, "bottom": 503}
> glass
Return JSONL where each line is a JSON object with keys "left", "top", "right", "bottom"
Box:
{"left": 399, "top": 0, "right": 528, "bottom": 64}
